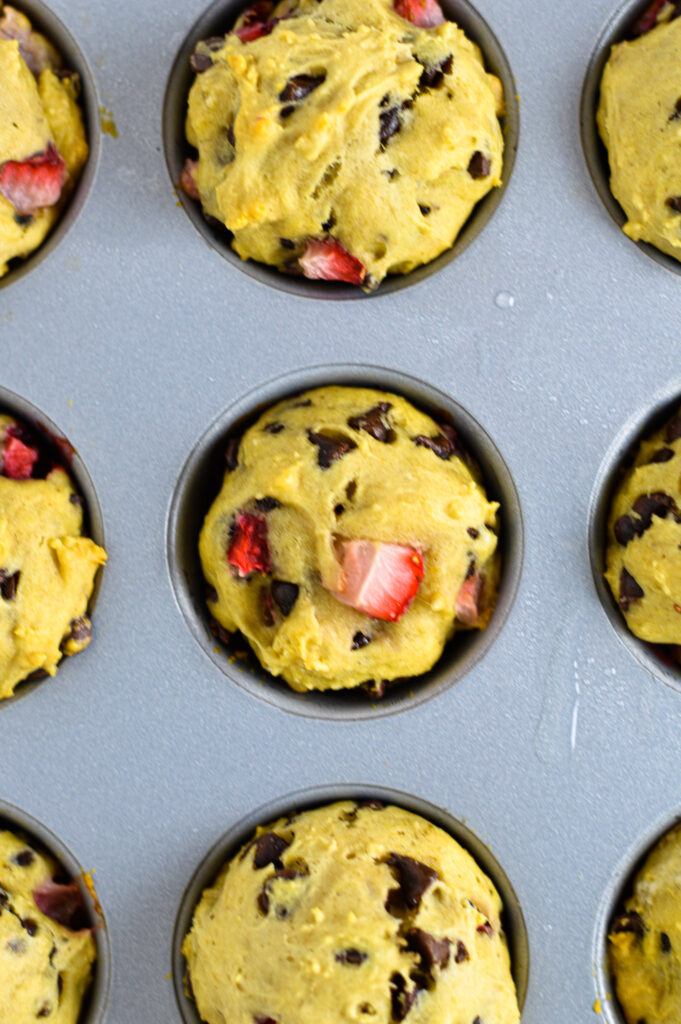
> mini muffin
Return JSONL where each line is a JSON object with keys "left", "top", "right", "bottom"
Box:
{"left": 199, "top": 386, "right": 499, "bottom": 694}
{"left": 609, "top": 821, "right": 681, "bottom": 1024}
{"left": 604, "top": 406, "right": 681, "bottom": 648}
{"left": 0, "top": 2, "right": 89, "bottom": 277}
{"left": 182, "top": 0, "right": 504, "bottom": 289}
{"left": 0, "top": 828, "right": 96, "bottom": 1023}
{"left": 0, "top": 415, "right": 106, "bottom": 699}
{"left": 597, "top": 1, "right": 681, "bottom": 262}
{"left": 182, "top": 800, "right": 520, "bottom": 1024}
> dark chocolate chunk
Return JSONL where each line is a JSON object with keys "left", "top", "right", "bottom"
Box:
{"left": 260, "top": 588, "right": 276, "bottom": 627}
{"left": 666, "top": 414, "right": 681, "bottom": 442}
{"left": 671, "top": 97, "right": 681, "bottom": 121}
{"left": 379, "top": 103, "right": 402, "bottom": 149}
{"left": 258, "top": 867, "right": 308, "bottom": 917}
{"left": 619, "top": 568, "right": 645, "bottom": 611}
{"left": 14, "top": 213, "right": 33, "bottom": 227}
{"left": 280, "top": 237, "right": 295, "bottom": 249}
{"left": 254, "top": 1017, "right": 279, "bottom": 1024}
{"left": 0, "top": 569, "right": 19, "bottom": 601}
{"left": 362, "top": 678, "right": 386, "bottom": 698}
{"left": 667, "top": 197, "right": 681, "bottom": 213}
{"left": 205, "top": 583, "right": 218, "bottom": 604}
{"left": 271, "top": 580, "right": 299, "bottom": 617}
{"left": 390, "top": 972, "right": 418, "bottom": 1021}
{"left": 467, "top": 151, "right": 491, "bottom": 179}
{"left": 65, "top": 616, "right": 91, "bottom": 645}
{"left": 334, "top": 503, "right": 344, "bottom": 516}
{"left": 467, "top": 527, "right": 479, "bottom": 539}
{"left": 649, "top": 447, "right": 674, "bottom": 463}
{"left": 414, "top": 427, "right": 460, "bottom": 460}
{"left": 225, "top": 437, "right": 239, "bottom": 471}
{"left": 406, "top": 928, "right": 451, "bottom": 970}
{"left": 7, "top": 938, "right": 25, "bottom": 954}
{"left": 614, "top": 515, "right": 637, "bottom": 546}
{"left": 209, "top": 616, "right": 232, "bottom": 645}
{"left": 465, "top": 559, "right": 476, "bottom": 580}
{"left": 384, "top": 853, "right": 438, "bottom": 915}
{"left": 291, "top": 398, "right": 312, "bottom": 408}
{"left": 37, "top": 1005, "right": 52, "bottom": 1018}
{"left": 280, "top": 104, "right": 296, "bottom": 119}
{"left": 611, "top": 910, "right": 645, "bottom": 937}
{"left": 226, "top": 123, "right": 236, "bottom": 146}
{"left": 190, "top": 50, "right": 213, "bottom": 72}
{"left": 307, "top": 431, "right": 357, "bottom": 468}
{"left": 417, "top": 53, "right": 453, "bottom": 90}
{"left": 633, "top": 491, "right": 678, "bottom": 527}
{"left": 418, "top": 204, "right": 431, "bottom": 216}
{"left": 21, "top": 917, "right": 37, "bottom": 936}
{"left": 203, "top": 35, "right": 225, "bottom": 50}
{"left": 348, "top": 403, "right": 395, "bottom": 443}
{"left": 69, "top": 492, "right": 84, "bottom": 506}
{"left": 264, "top": 422, "right": 284, "bottom": 434}
{"left": 253, "top": 832, "right": 291, "bottom": 869}
{"left": 255, "top": 496, "right": 280, "bottom": 512}
{"left": 335, "top": 948, "right": 368, "bottom": 965}
{"left": 321, "top": 211, "right": 336, "bottom": 232}
{"left": 473, "top": 1019, "right": 483, "bottom": 1024}
{"left": 14, "top": 850, "right": 34, "bottom": 867}
{"left": 279, "top": 73, "right": 325, "bottom": 103}
{"left": 454, "top": 939, "right": 469, "bottom": 962}
{"left": 352, "top": 631, "right": 371, "bottom": 649}
{"left": 346, "top": 480, "right": 357, "bottom": 500}
{"left": 661, "top": 931, "right": 672, "bottom": 952}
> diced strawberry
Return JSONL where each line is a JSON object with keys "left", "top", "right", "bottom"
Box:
{"left": 227, "top": 513, "right": 272, "bottom": 577}
{"left": 232, "top": 1, "right": 276, "bottom": 41}
{"left": 0, "top": 142, "right": 66, "bottom": 216}
{"left": 299, "top": 238, "right": 366, "bottom": 286}
{"left": 455, "top": 572, "right": 484, "bottom": 627}
{"left": 633, "top": 0, "right": 668, "bottom": 35}
{"left": 3, "top": 434, "right": 38, "bottom": 479}
{"left": 393, "top": 0, "right": 445, "bottom": 28}
{"left": 33, "top": 880, "right": 91, "bottom": 932}
{"left": 331, "top": 539, "right": 424, "bottom": 622}
{"left": 180, "top": 158, "right": 200, "bottom": 200}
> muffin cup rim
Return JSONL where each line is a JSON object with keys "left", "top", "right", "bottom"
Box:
{"left": 165, "top": 361, "right": 525, "bottom": 721}
{"left": 171, "top": 782, "right": 529, "bottom": 1023}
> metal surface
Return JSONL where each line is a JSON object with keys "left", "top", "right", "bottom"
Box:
{"left": 2, "top": 0, "right": 681, "bottom": 1020}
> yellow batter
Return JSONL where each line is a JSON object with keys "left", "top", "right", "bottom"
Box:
{"left": 183, "top": 800, "right": 520, "bottom": 1024}
{"left": 0, "top": 5, "right": 88, "bottom": 277}
{"left": 604, "top": 408, "right": 681, "bottom": 643}
{"left": 609, "top": 822, "right": 681, "bottom": 1024}
{"left": 185, "top": 0, "right": 504, "bottom": 287}
{"left": 200, "top": 386, "right": 499, "bottom": 693}
{"left": 0, "top": 829, "right": 95, "bottom": 1024}
{"left": 598, "top": 13, "right": 681, "bottom": 262}
{"left": 0, "top": 416, "right": 107, "bottom": 699}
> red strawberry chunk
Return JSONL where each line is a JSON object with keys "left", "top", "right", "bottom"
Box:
{"left": 33, "top": 880, "right": 91, "bottom": 932}
{"left": 227, "top": 513, "right": 272, "bottom": 577}
{"left": 299, "top": 238, "right": 366, "bottom": 286}
{"left": 3, "top": 435, "right": 39, "bottom": 479}
{"left": 455, "top": 572, "right": 484, "bottom": 627}
{"left": 633, "top": 0, "right": 669, "bottom": 35}
{"left": 232, "top": 1, "right": 276, "bottom": 41}
{"left": 394, "top": 0, "right": 445, "bottom": 28}
{"left": 0, "top": 142, "right": 66, "bottom": 216}
{"left": 331, "top": 539, "right": 424, "bottom": 622}
{"left": 180, "top": 158, "right": 200, "bottom": 200}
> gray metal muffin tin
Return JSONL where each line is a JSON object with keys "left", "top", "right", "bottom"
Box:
{"left": 2, "top": 0, "right": 681, "bottom": 1019}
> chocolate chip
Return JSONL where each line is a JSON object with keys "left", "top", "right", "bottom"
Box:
{"left": 260, "top": 588, "right": 276, "bottom": 627}
{"left": 352, "top": 631, "right": 371, "bottom": 649}
{"left": 291, "top": 398, "right": 312, "bottom": 408}
{"left": 21, "top": 917, "right": 37, "bottom": 936}
{"left": 632, "top": 491, "right": 679, "bottom": 529}
{"left": 334, "top": 503, "right": 344, "bottom": 516}
{"left": 661, "top": 931, "right": 672, "bottom": 952}
{"left": 468, "top": 151, "right": 491, "bottom": 179}
{"left": 649, "top": 447, "right": 674, "bottom": 463}
{"left": 65, "top": 616, "right": 91, "bottom": 645}
{"left": 37, "top": 1004, "right": 52, "bottom": 1017}
{"left": 362, "top": 678, "right": 386, "bottom": 698}
{"left": 7, "top": 938, "right": 25, "bottom": 954}
{"left": 667, "top": 197, "right": 681, "bottom": 213}
{"left": 418, "top": 204, "right": 431, "bottom": 216}
{"left": 473, "top": 1019, "right": 483, "bottom": 1024}
{"left": 190, "top": 50, "right": 213, "bottom": 72}
{"left": 465, "top": 559, "right": 476, "bottom": 580}
{"left": 14, "top": 850, "right": 34, "bottom": 867}
{"left": 454, "top": 939, "right": 469, "bottom": 962}
{"left": 390, "top": 972, "right": 418, "bottom": 1021}
{"left": 379, "top": 102, "right": 402, "bottom": 149}
{"left": 204, "top": 35, "right": 225, "bottom": 51}
{"left": 227, "top": 123, "right": 236, "bottom": 147}
{"left": 476, "top": 921, "right": 494, "bottom": 936}
{"left": 307, "top": 431, "right": 357, "bottom": 468}
{"left": 271, "top": 580, "right": 299, "bottom": 616}
{"left": 611, "top": 911, "right": 645, "bottom": 937}
{"left": 321, "top": 211, "right": 336, "bottom": 232}
{"left": 467, "top": 527, "right": 479, "bottom": 539}
{"left": 417, "top": 53, "right": 453, "bottom": 90}
{"left": 254, "top": 1017, "right": 279, "bottom": 1024}
{"left": 414, "top": 427, "right": 460, "bottom": 460}
{"left": 255, "top": 496, "right": 280, "bottom": 512}
{"left": 280, "top": 104, "right": 296, "bottom": 119}
{"left": 258, "top": 867, "right": 308, "bottom": 917}
{"left": 406, "top": 928, "right": 451, "bottom": 970}
{"left": 264, "top": 422, "right": 284, "bottom": 434}
{"left": 384, "top": 853, "right": 438, "bottom": 915}
{"left": 358, "top": 799, "right": 384, "bottom": 810}
{"left": 209, "top": 616, "right": 232, "bottom": 645}
{"left": 69, "top": 492, "right": 84, "bottom": 506}
{"left": 614, "top": 515, "right": 637, "bottom": 546}
{"left": 667, "top": 414, "right": 681, "bottom": 442}
{"left": 205, "top": 583, "right": 218, "bottom": 603}
{"left": 671, "top": 97, "right": 681, "bottom": 120}
{"left": 280, "top": 237, "right": 295, "bottom": 249}
{"left": 346, "top": 480, "right": 357, "bottom": 500}
{"left": 252, "top": 832, "right": 291, "bottom": 869}
{"left": 0, "top": 570, "right": 19, "bottom": 601}
{"left": 14, "top": 213, "right": 33, "bottom": 227}
{"left": 348, "top": 403, "right": 395, "bottom": 443}
{"left": 279, "top": 73, "right": 325, "bottom": 103}
{"left": 335, "top": 948, "right": 368, "bottom": 965}
{"left": 225, "top": 437, "right": 239, "bottom": 471}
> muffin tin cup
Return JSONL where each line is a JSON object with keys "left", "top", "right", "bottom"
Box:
{"left": 580, "top": 0, "right": 681, "bottom": 277}
{"left": 0, "top": 0, "right": 101, "bottom": 290}
{"left": 166, "top": 362, "right": 524, "bottom": 720}
{"left": 0, "top": 796, "right": 112, "bottom": 1024}
{"left": 162, "top": 0, "right": 519, "bottom": 299}
{"left": 592, "top": 806, "right": 681, "bottom": 1024}
{"left": 0, "top": 385, "right": 106, "bottom": 707}
{"left": 588, "top": 378, "right": 681, "bottom": 695}
{"left": 172, "top": 782, "right": 529, "bottom": 1024}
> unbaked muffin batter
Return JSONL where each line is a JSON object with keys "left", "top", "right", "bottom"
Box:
{"left": 0, "top": 4, "right": 88, "bottom": 277}
{"left": 184, "top": 0, "right": 504, "bottom": 287}
{"left": 598, "top": 11, "right": 681, "bottom": 262}
{"left": 604, "top": 408, "right": 681, "bottom": 643}
{"left": 200, "top": 386, "right": 499, "bottom": 693}
{"left": 183, "top": 800, "right": 520, "bottom": 1024}
{"left": 0, "top": 415, "right": 107, "bottom": 699}
{"left": 609, "top": 822, "right": 681, "bottom": 1024}
{"left": 0, "top": 829, "right": 95, "bottom": 1024}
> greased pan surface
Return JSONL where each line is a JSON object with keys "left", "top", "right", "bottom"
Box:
{"left": 2, "top": 0, "right": 681, "bottom": 1021}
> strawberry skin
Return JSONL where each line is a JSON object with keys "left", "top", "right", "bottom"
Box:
{"left": 299, "top": 238, "right": 366, "bottom": 285}
{"left": 455, "top": 572, "right": 484, "bottom": 627}
{"left": 227, "top": 513, "right": 272, "bottom": 577}
{"left": 331, "top": 539, "right": 424, "bottom": 622}
{"left": 232, "top": 1, "right": 276, "bottom": 41}
{"left": 394, "top": 0, "right": 445, "bottom": 28}
{"left": 0, "top": 142, "right": 67, "bottom": 216}
{"left": 3, "top": 434, "right": 39, "bottom": 479}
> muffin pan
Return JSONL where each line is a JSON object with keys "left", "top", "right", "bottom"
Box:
{"left": 4, "top": 0, "right": 681, "bottom": 1020}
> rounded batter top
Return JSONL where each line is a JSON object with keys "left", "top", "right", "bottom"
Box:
{"left": 0, "top": 828, "right": 96, "bottom": 1024}
{"left": 199, "top": 386, "right": 499, "bottom": 693}
{"left": 609, "top": 822, "right": 681, "bottom": 1024}
{"left": 0, "top": 415, "right": 106, "bottom": 699}
{"left": 182, "top": 800, "right": 520, "bottom": 1024}
{"left": 597, "top": 12, "right": 681, "bottom": 262}
{"left": 604, "top": 407, "right": 681, "bottom": 645}
{"left": 184, "top": 0, "right": 504, "bottom": 288}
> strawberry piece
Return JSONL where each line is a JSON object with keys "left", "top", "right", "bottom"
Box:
{"left": 299, "top": 238, "right": 366, "bottom": 286}
{"left": 232, "top": 1, "right": 276, "bottom": 41}
{"left": 393, "top": 0, "right": 445, "bottom": 28}
{"left": 633, "top": 0, "right": 669, "bottom": 35}
{"left": 227, "top": 513, "right": 272, "bottom": 577}
{"left": 331, "top": 539, "right": 424, "bottom": 622}
{"left": 3, "top": 434, "right": 39, "bottom": 479}
{"left": 455, "top": 572, "right": 484, "bottom": 627}
{"left": 33, "top": 880, "right": 91, "bottom": 932}
{"left": 180, "top": 158, "right": 200, "bottom": 200}
{"left": 0, "top": 142, "right": 66, "bottom": 216}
